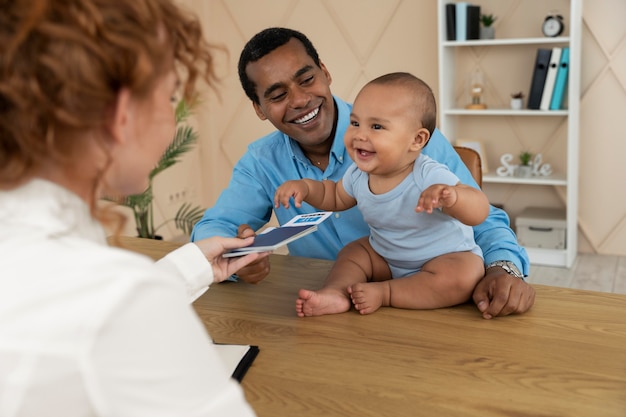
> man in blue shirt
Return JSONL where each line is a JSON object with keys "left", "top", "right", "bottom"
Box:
{"left": 192, "top": 27, "right": 535, "bottom": 319}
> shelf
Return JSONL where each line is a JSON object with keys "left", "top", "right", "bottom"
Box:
{"left": 442, "top": 37, "right": 570, "bottom": 47}
{"left": 483, "top": 173, "right": 567, "bottom": 186}
{"left": 437, "top": 0, "right": 581, "bottom": 268}
{"left": 444, "top": 109, "right": 568, "bottom": 116}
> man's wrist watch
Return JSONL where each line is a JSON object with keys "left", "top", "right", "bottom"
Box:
{"left": 486, "top": 260, "right": 523, "bottom": 278}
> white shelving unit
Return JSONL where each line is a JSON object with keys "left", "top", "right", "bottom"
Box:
{"left": 437, "top": 0, "right": 582, "bottom": 267}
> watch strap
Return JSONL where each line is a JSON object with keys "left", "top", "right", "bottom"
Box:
{"left": 486, "top": 260, "right": 523, "bottom": 278}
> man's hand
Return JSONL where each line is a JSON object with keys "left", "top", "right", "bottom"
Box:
{"left": 472, "top": 267, "right": 536, "bottom": 319}
{"left": 233, "top": 224, "right": 271, "bottom": 284}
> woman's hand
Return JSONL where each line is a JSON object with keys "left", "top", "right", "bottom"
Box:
{"left": 193, "top": 235, "right": 269, "bottom": 283}
{"left": 229, "top": 224, "right": 272, "bottom": 284}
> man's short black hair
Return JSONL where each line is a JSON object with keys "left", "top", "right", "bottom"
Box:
{"left": 238, "top": 27, "right": 321, "bottom": 104}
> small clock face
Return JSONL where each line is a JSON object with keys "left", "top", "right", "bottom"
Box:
{"left": 542, "top": 16, "right": 564, "bottom": 37}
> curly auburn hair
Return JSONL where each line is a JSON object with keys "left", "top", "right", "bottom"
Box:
{"left": 0, "top": 0, "right": 216, "bottom": 187}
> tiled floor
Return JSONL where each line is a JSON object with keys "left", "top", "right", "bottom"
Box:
{"left": 527, "top": 254, "right": 626, "bottom": 295}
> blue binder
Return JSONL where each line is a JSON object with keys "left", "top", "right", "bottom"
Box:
{"left": 550, "top": 47, "right": 570, "bottom": 110}
{"left": 455, "top": 2, "right": 468, "bottom": 41}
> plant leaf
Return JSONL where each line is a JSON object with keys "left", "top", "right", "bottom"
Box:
{"left": 173, "top": 202, "right": 205, "bottom": 236}
{"left": 149, "top": 124, "right": 198, "bottom": 180}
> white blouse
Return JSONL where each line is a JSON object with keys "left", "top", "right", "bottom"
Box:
{"left": 0, "top": 180, "right": 256, "bottom": 417}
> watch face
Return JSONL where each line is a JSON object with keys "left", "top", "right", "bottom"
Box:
{"left": 543, "top": 17, "right": 563, "bottom": 37}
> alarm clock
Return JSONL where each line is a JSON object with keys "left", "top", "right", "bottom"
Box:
{"left": 542, "top": 14, "right": 564, "bottom": 37}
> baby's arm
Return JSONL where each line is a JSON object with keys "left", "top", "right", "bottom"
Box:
{"left": 275, "top": 179, "right": 356, "bottom": 211}
{"left": 416, "top": 183, "right": 489, "bottom": 225}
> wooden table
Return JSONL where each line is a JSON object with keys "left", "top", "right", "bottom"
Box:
{"left": 113, "top": 236, "right": 626, "bottom": 417}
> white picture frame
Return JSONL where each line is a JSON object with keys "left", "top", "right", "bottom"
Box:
{"left": 455, "top": 139, "right": 488, "bottom": 173}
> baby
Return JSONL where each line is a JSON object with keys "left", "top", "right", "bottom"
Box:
{"left": 275, "top": 72, "right": 490, "bottom": 316}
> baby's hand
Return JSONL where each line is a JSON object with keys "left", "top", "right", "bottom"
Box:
{"left": 416, "top": 184, "right": 458, "bottom": 213}
{"left": 274, "top": 180, "right": 309, "bottom": 209}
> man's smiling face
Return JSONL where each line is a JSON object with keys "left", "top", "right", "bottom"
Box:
{"left": 247, "top": 38, "right": 335, "bottom": 148}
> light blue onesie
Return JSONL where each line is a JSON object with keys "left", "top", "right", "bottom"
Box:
{"left": 342, "top": 153, "right": 483, "bottom": 278}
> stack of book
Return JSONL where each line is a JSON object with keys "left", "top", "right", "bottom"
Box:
{"left": 527, "top": 47, "right": 570, "bottom": 110}
{"left": 445, "top": 2, "right": 481, "bottom": 41}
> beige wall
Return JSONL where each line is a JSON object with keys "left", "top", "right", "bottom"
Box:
{"left": 154, "top": 0, "right": 625, "bottom": 257}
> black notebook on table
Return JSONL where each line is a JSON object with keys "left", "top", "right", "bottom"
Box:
{"left": 214, "top": 343, "right": 260, "bottom": 383}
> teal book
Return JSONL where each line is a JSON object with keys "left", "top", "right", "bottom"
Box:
{"left": 549, "top": 47, "right": 570, "bottom": 110}
{"left": 455, "top": 2, "right": 468, "bottom": 41}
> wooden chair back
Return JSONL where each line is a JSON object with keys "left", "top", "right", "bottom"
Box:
{"left": 453, "top": 146, "right": 483, "bottom": 188}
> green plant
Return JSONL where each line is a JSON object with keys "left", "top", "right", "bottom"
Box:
{"left": 480, "top": 14, "right": 497, "bottom": 27}
{"left": 118, "top": 100, "right": 204, "bottom": 238}
{"left": 519, "top": 151, "right": 533, "bottom": 166}
{"left": 511, "top": 91, "right": 524, "bottom": 99}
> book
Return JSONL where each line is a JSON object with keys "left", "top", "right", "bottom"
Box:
{"left": 540, "top": 47, "right": 562, "bottom": 110}
{"left": 466, "top": 5, "right": 481, "bottom": 40}
{"left": 445, "top": 3, "right": 456, "bottom": 41}
{"left": 549, "top": 47, "right": 570, "bottom": 110}
{"left": 222, "top": 211, "right": 333, "bottom": 257}
{"left": 214, "top": 343, "right": 260, "bottom": 383}
{"left": 455, "top": 2, "right": 468, "bottom": 42}
{"left": 527, "top": 48, "right": 552, "bottom": 109}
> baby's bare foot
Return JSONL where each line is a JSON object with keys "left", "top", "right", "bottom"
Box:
{"left": 295, "top": 288, "right": 351, "bottom": 317}
{"left": 348, "top": 282, "right": 388, "bottom": 315}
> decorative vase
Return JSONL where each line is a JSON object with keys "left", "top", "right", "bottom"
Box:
{"left": 516, "top": 165, "right": 532, "bottom": 178}
{"left": 480, "top": 26, "right": 495, "bottom": 40}
{"left": 510, "top": 98, "right": 523, "bottom": 110}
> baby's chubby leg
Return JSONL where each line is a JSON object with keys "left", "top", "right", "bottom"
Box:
{"left": 385, "top": 252, "right": 484, "bottom": 310}
{"left": 347, "top": 241, "right": 392, "bottom": 315}
{"left": 296, "top": 237, "right": 389, "bottom": 317}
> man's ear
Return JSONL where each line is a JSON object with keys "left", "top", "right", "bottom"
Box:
{"left": 252, "top": 101, "right": 267, "bottom": 121}
{"left": 319, "top": 61, "right": 332, "bottom": 85}
{"left": 411, "top": 128, "right": 431, "bottom": 151}
{"left": 108, "top": 88, "right": 133, "bottom": 145}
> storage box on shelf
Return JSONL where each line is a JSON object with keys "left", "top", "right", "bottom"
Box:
{"left": 516, "top": 207, "right": 567, "bottom": 250}
{"left": 437, "top": 0, "right": 582, "bottom": 267}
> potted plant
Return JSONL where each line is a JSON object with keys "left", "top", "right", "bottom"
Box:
{"left": 116, "top": 100, "right": 205, "bottom": 239}
{"left": 510, "top": 92, "right": 524, "bottom": 110}
{"left": 517, "top": 151, "right": 533, "bottom": 177}
{"left": 480, "top": 14, "right": 497, "bottom": 39}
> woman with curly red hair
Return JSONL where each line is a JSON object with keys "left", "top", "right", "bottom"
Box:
{"left": 0, "top": 1, "right": 263, "bottom": 415}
